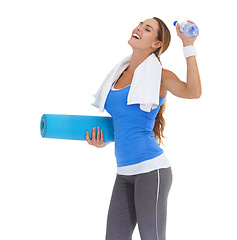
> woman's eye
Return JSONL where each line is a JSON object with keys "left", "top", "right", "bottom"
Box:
{"left": 146, "top": 28, "right": 150, "bottom": 32}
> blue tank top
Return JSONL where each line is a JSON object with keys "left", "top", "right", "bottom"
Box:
{"left": 104, "top": 84, "right": 167, "bottom": 167}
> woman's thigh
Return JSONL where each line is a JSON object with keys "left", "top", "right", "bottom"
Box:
{"left": 135, "top": 168, "right": 173, "bottom": 240}
{"left": 106, "top": 175, "right": 137, "bottom": 240}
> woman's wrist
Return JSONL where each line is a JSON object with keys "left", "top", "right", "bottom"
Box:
{"left": 183, "top": 45, "right": 197, "bottom": 58}
{"left": 183, "top": 41, "right": 194, "bottom": 47}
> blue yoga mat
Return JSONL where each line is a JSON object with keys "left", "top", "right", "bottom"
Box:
{"left": 40, "top": 114, "right": 114, "bottom": 142}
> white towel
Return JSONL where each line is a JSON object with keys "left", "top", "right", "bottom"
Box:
{"left": 91, "top": 53, "right": 163, "bottom": 112}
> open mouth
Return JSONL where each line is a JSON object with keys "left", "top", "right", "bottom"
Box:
{"left": 132, "top": 33, "right": 141, "bottom": 40}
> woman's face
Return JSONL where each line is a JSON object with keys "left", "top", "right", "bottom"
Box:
{"left": 128, "top": 18, "right": 162, "bottom": 53}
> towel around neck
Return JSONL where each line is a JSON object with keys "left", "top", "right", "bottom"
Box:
{"left": 92, "top": 53, "right": 163, "bottom": 112}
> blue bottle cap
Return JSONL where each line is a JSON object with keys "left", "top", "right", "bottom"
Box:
{"left": 173, "top": 21, "right": 178, "bottom": 26}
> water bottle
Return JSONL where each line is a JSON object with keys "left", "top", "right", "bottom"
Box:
{"left": 173, "top": 20, "right": 199, "bottom": 37}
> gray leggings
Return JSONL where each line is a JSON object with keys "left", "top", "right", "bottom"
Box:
{"left": 106, "top": 167, "right": 173, "bottom": 240}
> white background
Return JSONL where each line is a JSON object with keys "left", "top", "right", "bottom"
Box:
{"left": 1, "top": 0, "right": 237, "bottom": 239}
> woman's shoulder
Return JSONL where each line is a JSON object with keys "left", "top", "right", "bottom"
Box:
{"left": 160, "top": 69, "right": 172, "bottom": 98}
{"left": 160, "top": 68, "right": 181, "bottom": 97}
{"left": 161, "top": 68, "right": 176, "bottom": 80}
{"left": 161, "top": 68, "right": 180, "bottom": 86}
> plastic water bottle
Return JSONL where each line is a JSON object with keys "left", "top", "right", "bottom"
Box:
{"left": 173, "top": 20, "right": 199, "bottom": 37}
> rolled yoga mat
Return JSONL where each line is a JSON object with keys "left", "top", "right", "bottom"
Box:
{"left": 40, "top": 114, "right": 114, "bottom": 142}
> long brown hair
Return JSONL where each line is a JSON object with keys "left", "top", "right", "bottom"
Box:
{"left": 152, "top": 17, "right": 171, "bottom": 146}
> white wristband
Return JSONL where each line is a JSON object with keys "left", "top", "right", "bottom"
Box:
{"left": 183, "top": 45, "right": 197, "bottom": 58}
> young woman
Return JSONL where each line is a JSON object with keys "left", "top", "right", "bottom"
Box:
{"left": 86, "top": 17, "right": 201, "bottom": 240}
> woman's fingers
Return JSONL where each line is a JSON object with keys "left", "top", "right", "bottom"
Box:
{"left": 100, "top": 129, "right": 104, "bottom": 142}
{"left": 92, "top": 127, "right": 96, "bottom": 145}
{"left": 96, "top": 127, "right": 105, "bottom": 147}
{"left": 176, "top": 23, "right": 180, "bottom": 31}
{"left": 98, "top": 128, "right": 105, "bottom": 147}
{"left": 187, "top": 20, "right": 196, "bottom": 25}
{"left": 85, "top": 127, "right": 105, "bottom": 147}
{"left": 85, "top": 131, "right": 92, "bottom": 145}
{"left": 96, "top": 127, "right": 100, "bottom": 144}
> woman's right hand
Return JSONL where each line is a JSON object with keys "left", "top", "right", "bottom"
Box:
{"left": 85, "top": 127, "right": 106, "bottom": 148}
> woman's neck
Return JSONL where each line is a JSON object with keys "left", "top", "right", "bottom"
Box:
{"left": 126, "top": 51, "right": 152, "bottom": 74}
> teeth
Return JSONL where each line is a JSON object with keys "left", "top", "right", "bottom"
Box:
{"left": 132, "top": 33, "right": 141, "bottom": 39}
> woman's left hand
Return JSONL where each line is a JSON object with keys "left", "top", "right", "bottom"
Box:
{"left": 175, "top": 20, "right": 199, "bottom": 47}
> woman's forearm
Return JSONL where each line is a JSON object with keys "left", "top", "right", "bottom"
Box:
{"left": 186, "top": 55, "right": 202, "bottom": 98}
{"left": 177, "top": 19, "right": 202, "bottom": 99}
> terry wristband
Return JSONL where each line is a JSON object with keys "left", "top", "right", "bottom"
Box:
{"left": 183, "top": 45, "right": 197, "bottom": 58}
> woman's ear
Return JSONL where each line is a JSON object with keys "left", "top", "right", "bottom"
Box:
{"left": 152, "top": 41, "right": 163, "bottom": 50}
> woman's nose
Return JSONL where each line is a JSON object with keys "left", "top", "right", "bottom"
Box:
{"left": 136, "top": 25, "right": 141, "bottom": 31}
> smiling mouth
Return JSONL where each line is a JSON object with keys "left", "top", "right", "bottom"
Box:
{"left": 132, "top": 33, "right": 141, "bottom": 39}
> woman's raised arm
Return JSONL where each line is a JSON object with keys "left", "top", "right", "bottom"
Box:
{"left": 161, "top": 20, "right": 202, "bottom": 99}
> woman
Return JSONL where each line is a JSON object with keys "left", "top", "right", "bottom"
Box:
{"left": 86, "top": 17, "right": 201, "bottom": 240}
